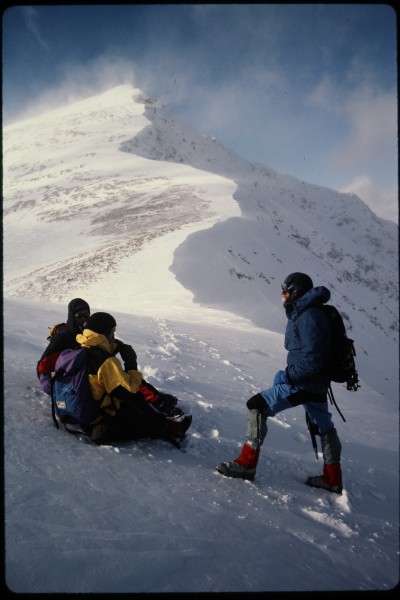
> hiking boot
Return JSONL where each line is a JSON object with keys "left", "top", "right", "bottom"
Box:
{"left": 306, "top": 475, "right": 343, "bottom": 495}
{"left": 164, "top": 414, "right": 192, "bottom": 440}
{"left": 216, "top": 460, "right": 257, "bottom": 481}
{"left": 306, "top": 463, "right": 343, "bottom": 494}
{"left": 90, "top": 420, "right": 118, "bottom": 445}
{"left": 217, "top": 443, "right": 260, "bottom": 481}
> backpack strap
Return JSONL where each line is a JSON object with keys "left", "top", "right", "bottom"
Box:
{"left": 327, "top": 384, "right": 346, "bottom": 422}
{"left": 51, "top": 378, "right": 59, "bottom": 430}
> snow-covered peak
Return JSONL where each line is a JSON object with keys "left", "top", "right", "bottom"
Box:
{"left": 3, "top": 85, "right": 398, "bottom": 397}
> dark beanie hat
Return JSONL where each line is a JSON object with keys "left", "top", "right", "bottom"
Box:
{"left": 68, "top": 298, "right": 90, "bottom": 315}
{"left": 85, "top": 312, "right": 117, "bottom": 336}
{"left": 282, "top": 272, "right": 313, "bottom": 302}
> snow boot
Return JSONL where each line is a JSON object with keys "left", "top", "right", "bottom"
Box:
{"left": 306, "top": 463, "right": 343, "bottom": 494}
{"left": 307, "top": 427, "right": 343, "bottom": 494}
{"left": 217, "top": 443, "right": 260, "bottom": 481}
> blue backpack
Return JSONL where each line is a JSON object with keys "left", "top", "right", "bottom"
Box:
{"left": 51, "top": 347, "right": 107, "bottom": 432}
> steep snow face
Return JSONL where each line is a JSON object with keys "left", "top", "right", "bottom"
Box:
{"left": 123, "top": 97, "right": 398, "bottom": 328}
{"left": 3, "top": 84, "right": 239, "bottom": 290}
{"left": 3, "top": 84, "right": 398, "bottom": 396}
{"left": 3, "top": 296, "right": 400, "bottom": 593}
{"left": 120, "top": 92, "right": 399, "bottom": 395}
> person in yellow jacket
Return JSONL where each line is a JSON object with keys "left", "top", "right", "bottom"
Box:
{"left": 77, "top": 312, "right": 192, "bottom": 445}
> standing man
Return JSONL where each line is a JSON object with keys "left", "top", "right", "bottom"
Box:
{"left": 217, "top": 273, "right": 343, "bottom": 494}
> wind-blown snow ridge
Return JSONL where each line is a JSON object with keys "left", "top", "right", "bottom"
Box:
{"left": 3, "top": 84, "right": 398, "bottom": 394}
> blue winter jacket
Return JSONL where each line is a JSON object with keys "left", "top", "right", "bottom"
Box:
{"left": 284, "top": 286, "right": 331, "bottom": 393}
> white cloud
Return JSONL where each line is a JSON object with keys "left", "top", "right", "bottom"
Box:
{"left": 307, "top": 77, "right": 341, "bottom": 113}
{"left": 340, "top": 175, "right": 398, "bottom": 223}
{"left": 333, "top": 88, "right": 397, "bottom": 169}
{"left": 306, "top": 82, "right": 398, "bottom": 222}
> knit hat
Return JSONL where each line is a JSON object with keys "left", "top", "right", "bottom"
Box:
{"left": 67, "top": 298, "right": 91, "bottom": 334}
{"left": 85, "top": 312, "right": 117, "bottom": 336}
{"left": 282, "top": 272, "right": 313, "bottom": 302}
{"left": 69, "top": 298, "right": 90, "bottom": 316}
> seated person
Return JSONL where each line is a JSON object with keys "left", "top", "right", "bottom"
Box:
{"left": 37, "top": 298, "right": 183, "bottom": 420}
{"left": 76, "top": 312, "right": 192, "bottom": 445}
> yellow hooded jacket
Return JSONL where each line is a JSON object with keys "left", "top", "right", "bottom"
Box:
{"left": 76, "top": 329, "right": 143, "bottom": 422}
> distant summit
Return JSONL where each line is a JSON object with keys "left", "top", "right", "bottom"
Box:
{"left": 3, "top": 85, "right": 398, "bottom": 395}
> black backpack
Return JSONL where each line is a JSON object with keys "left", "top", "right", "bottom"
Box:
{"left": 318, "top": 305, "right": 360, "bottom": 391}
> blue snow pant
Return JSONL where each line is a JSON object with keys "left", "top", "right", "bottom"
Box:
{"left": 244, "top": 383, "right": 335, "bottom": 450}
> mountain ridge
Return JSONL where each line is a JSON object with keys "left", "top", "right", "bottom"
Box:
{"left": 3, "top": 85, "right": 398, "bottom": 396}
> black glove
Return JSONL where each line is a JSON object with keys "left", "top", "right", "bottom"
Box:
{"left": 154, "top": 393, "right": 182, "bottom": 419}
{"left": 246, "top": 393, "right": 268, "bottom": 413}
{"left": 114, "top": 338, "right": 138, "bottom": 371}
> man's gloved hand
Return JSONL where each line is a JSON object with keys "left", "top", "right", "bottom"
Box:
{"left": 273, "top": 369, "right": 288, "bottom": 386}
{"left": 246, "top": 393, "right": 268, "bottom": 413}
{"left": 114, "top": 338, "right": 138, "bottom": 371}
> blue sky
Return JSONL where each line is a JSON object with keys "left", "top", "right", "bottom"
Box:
{"left": 2, "top": 3, "right": 398, "bottom": 221}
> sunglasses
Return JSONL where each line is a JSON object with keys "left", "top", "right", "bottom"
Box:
{"left": 75, "top": 312, "right": 89, "bottom": 319}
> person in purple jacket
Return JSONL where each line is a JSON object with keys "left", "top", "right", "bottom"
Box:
{"left": 37, "top": 298, "right": 93, "bottom": 395}
{"left": 217, "top": 273, "right": 343, "bottom": 494}
{"left": 37, "top": 298, "right": 186, "bottom": 422}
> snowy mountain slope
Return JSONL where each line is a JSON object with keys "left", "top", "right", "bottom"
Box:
{"left": 4, "top": 296, "right": 399, "bottom": 593}
{"left": 3, "top": 85, "right": 398, "bottom": 593}
{"left": 3, "top": 85, "right": 239, "bottom": 286}
{"left": 133, "top": 98, "right": 398, "bottom": 330}
{"left": 3, "top": 84, "right": 398, "bottom": 395}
